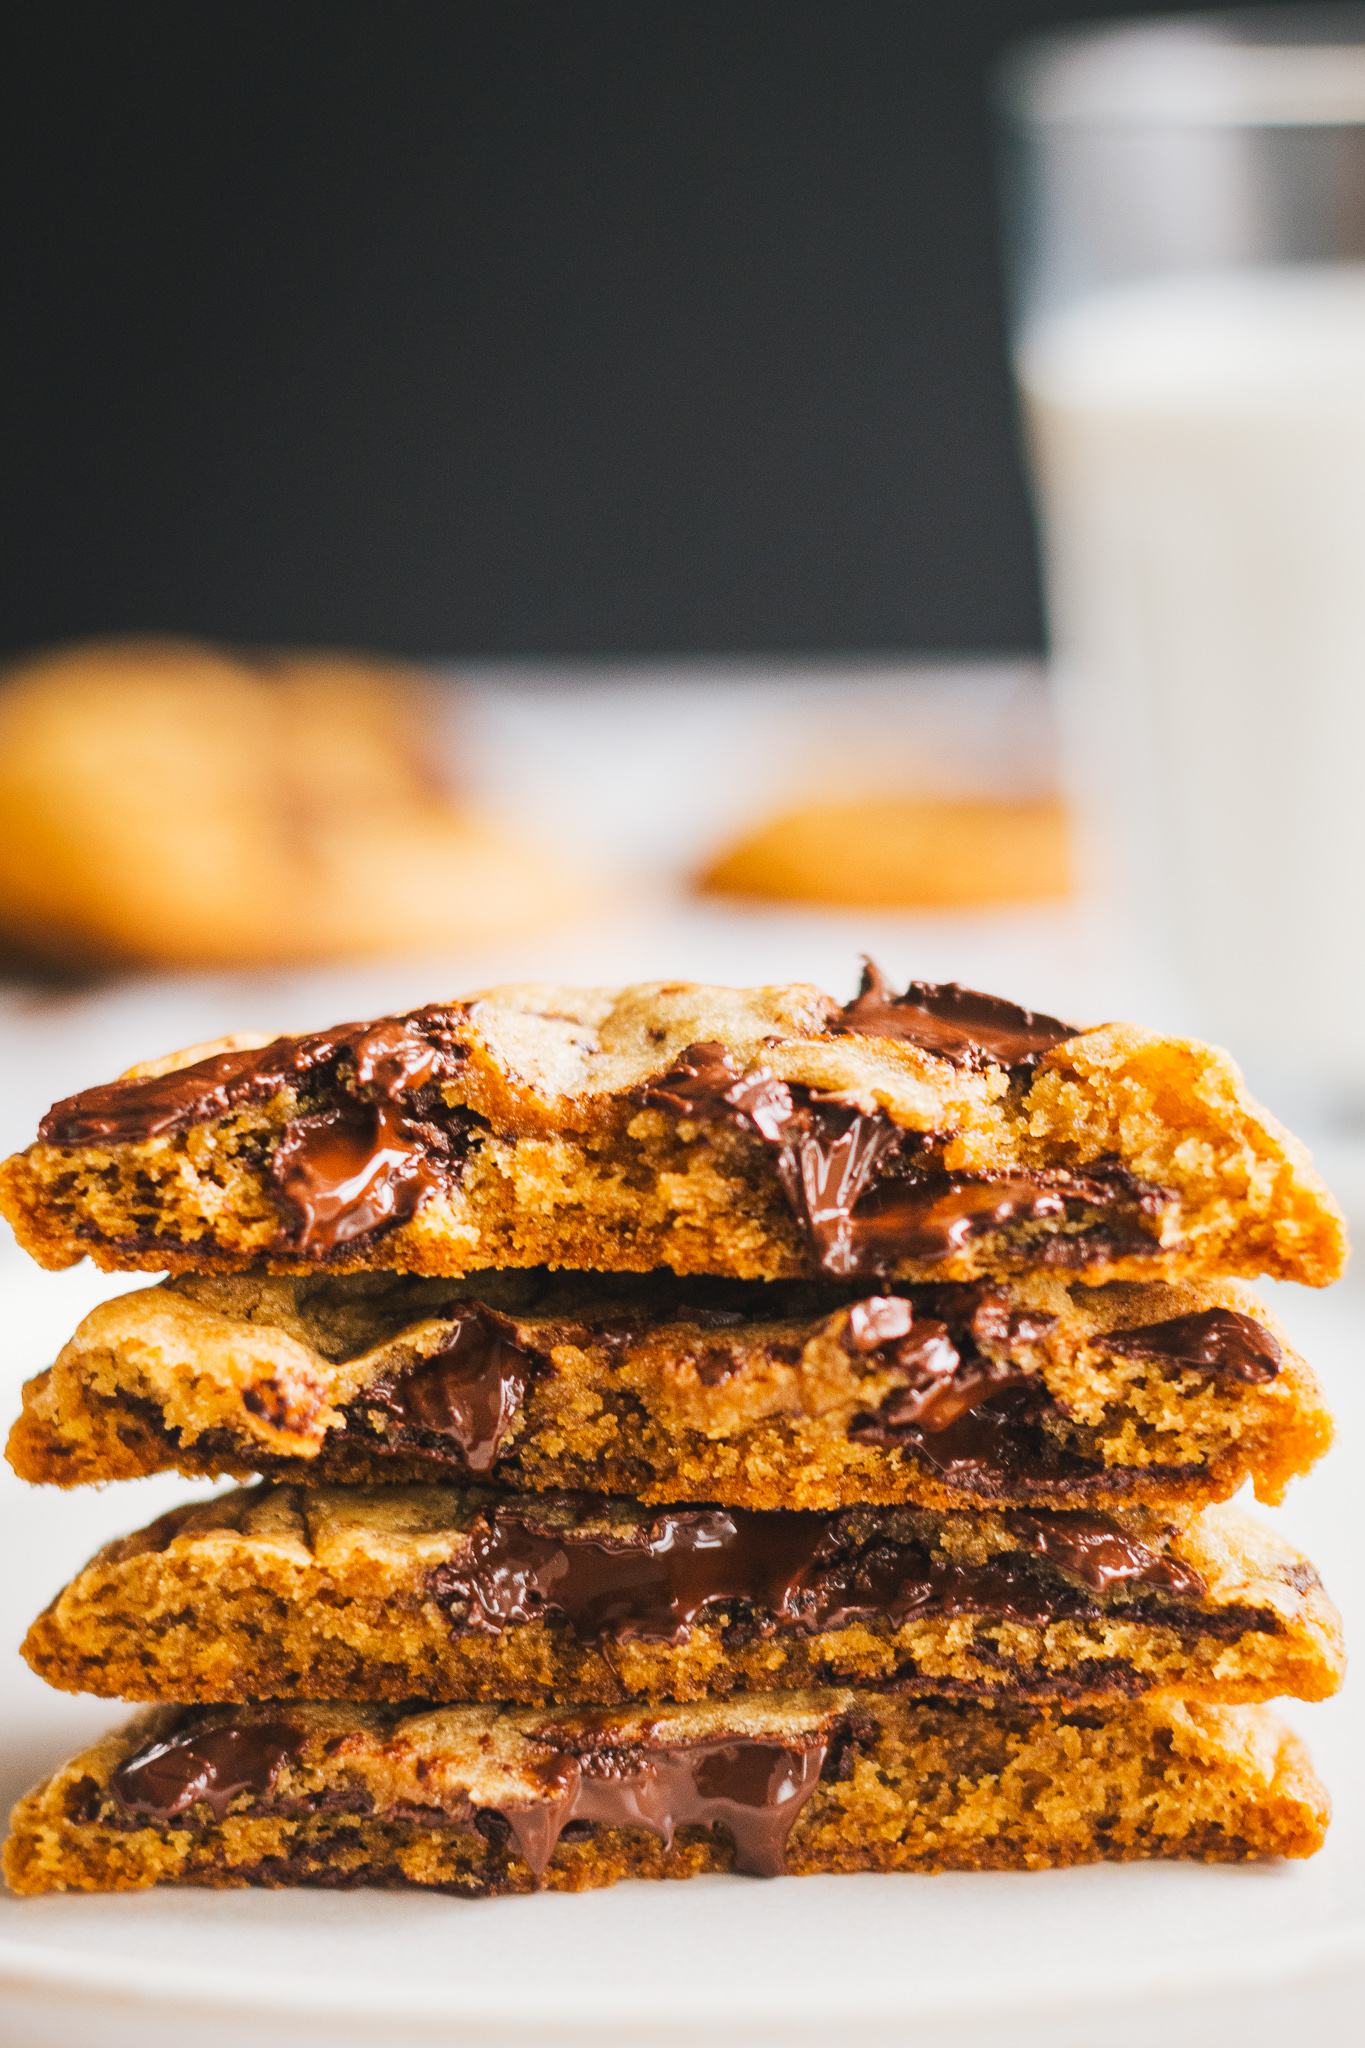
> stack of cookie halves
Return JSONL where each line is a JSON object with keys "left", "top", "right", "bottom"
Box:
{"left": 0, "top": 969, "right": 1347, "bottom": 1897}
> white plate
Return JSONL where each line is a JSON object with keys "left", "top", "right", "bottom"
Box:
{"left": 0, "top": 1853, "right": 1361, "bottom": 2048}
{"left": 0, "top": 865, "right": 1360, "bottom": 2047}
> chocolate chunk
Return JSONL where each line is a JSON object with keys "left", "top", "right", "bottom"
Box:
{"left": 364, "top": 1311, "right": 535, "bottom": 1473}
{"left": 864, "top": 1322, "right": 1031, "bottom": 1433}
{"left": 1105, "top": 1307, "right": 1283, "bottom": 1385}
{"left": 642, "top": 1042, "right": 795, "bottom": 1141}
{"left": 841, "top": 1286, "right": 1040, "bottom": 1435}
{"left": 1005, "top": 1511, "right": 1206, "bottom": 1599}
{"left": 641, "top": 1046, "right": 919, "bottom": 1288}
{"left": 845, "top": 1296, "right": 914, "bottom": 1352}
{"left": 970, "top": 1293, "right": 1059, "bottom": 1349}
{"left": 690, "top": 1346, "right": 748, "bottom": 1386}
{"left": 38, "top": 1007, "right": 470, "bottom": 1147}
{"left": 501, "top": 1734, "right": 828, "bottom": 1879}
{"left": 111, "top": 1716, "right": 305, "bottom": 1822}
{"left": 833, "top": 961, "right": 1077, "bottom": 1073}
{"left": 436, "top": 1504, "right": 839, "bottom": 1645}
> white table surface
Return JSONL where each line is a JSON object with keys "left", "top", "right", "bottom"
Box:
{"left": 0, "top": 664, "right": 1358, "bottom": 2045}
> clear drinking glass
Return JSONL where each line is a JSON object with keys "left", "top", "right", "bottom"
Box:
{"left": 997, "top": 6, "right": 1365, "bottom": 1110}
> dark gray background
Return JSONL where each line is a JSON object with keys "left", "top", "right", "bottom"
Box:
{"left": 0, "top": 2, "right": 1321, "bottom": 660}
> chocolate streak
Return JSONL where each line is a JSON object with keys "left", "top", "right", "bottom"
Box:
{"left": 111, "top": 1719, "right": 305, "bottom": 1822}
{"left": 349, "top": 1284, "right": 1052, "bottom": 1478}
{"left": 1105, "top": 1307, "right": 1283, "bottom": 1385}
{"left": 849, "top": 1382, "right": 1095, "bottom": 1493}
{"left": 321, "top": 1282, "right": 1250, "bottom": 1500}
{"left": 39, "top": 1009, "right": 477, "bottom": 1261}
{"left": 835, "top": 1163, "right": 1167, "bottom": 1274}
{"left": 432, "top": 1498, "right": 1208, "bottom": 1651}
{"left": 644, "top": 1046, "right": 1084, "bottom": 1283}
{"left": 40, "top": 1009, "right": 470, "bottom": 1145}
{"left": 337, "top": 1283, "right": 1242, "bottom": 1498}
{"left": 833, "top": 961, "right": 1078, "bottom": 1073}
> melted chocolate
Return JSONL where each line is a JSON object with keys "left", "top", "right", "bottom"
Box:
{"left": 111, "top": 1718, "right": 305, "bottom": 1822}
{"left": 810, "top": 1547, "right": 1098, "bottom": 1632}
{"left": 642, "top": 1042, "right": 794, "bottom": 1141}
{"left": 843, "top": 1175, "right": 1069, "bottom": 1267}
{"left": 774, "top": 1105, "right": 905, "bottom": 1274}
{"left": 501, "top": 1735, "right": 828, "bottom": 1879}
{"left": 631, "top": 981, "right": 1135, "bottom": 1283}
{"left": 364, "top": 1312, "right": 535, "bottom": 1472}
{"left": 270, "top": 1100, "right": 456, "bottom": 1255}
{"left": 821, "top": 1161, "right": 1172, "bottom": 1280}
{"left": 1004, "top": 1511, "right": 1206, "bottom": 1598}
{"left": 850, "top": 1383, "right": 1081, "bottom": 1492}
{"left": 437, "top": 1504, "right": 838, "bottom": 1644}
{"left": 1105, "top": 1307, "right": 1282, "bottom": 1385}
{"left": 39, "top": 1006, "right": 477, "bottom": 1259}
{"left": 833, "top": 962, "right": 1077, "bottom": 1073}
{"left": 434, "top": 1494, "right": 1205, "bottom": 1648}
{"left": 631, "top": 992, "right": 1151, "bottom": 1286}
{"left": 39, "top": 1007, "right": 470, "bottom": 1147}
{"left": 841, "top": 1289, "right": 1039, "bottom": 1433}
{"left": 643, "top": 1046, "right": 1169, "bottom": 1282}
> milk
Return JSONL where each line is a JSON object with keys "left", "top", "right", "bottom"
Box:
{"left": 1018, "top": 265, "right": 1365, "bottom": 1096}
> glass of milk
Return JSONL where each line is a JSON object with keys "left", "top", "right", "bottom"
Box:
{"left": 998, "top": 8, "right": 1365, "bottom": 1110}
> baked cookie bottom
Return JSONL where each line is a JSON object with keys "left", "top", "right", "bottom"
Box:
{"left": 4, "top": 1692, "right": 1327, "bottom": 1897}
{"left": 10, "top": 1270, "right": 1331, "bottom": 1515}
{"left": 1, "top": 980, "right": 1345, "bottom": 1290}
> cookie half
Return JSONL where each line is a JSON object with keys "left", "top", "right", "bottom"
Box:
{"left": 0, "top": 972, "right": 1345, "bottom": 1287}
{"left": 3, "top": 1691, "right": 1327, "bottom": 1896}
{"left": 10, "top": 1269, "right": 1331, "bottom": 1514}
{"left": 22, "top": 1486, "right": 1342, "bottom": 1710}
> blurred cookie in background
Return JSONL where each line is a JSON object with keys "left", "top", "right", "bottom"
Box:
{"left": 697, "top": 793, "right": 1071, "bottom": 909}
{"left": 0, "top": 638, "right": 582, "bottom": 971}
